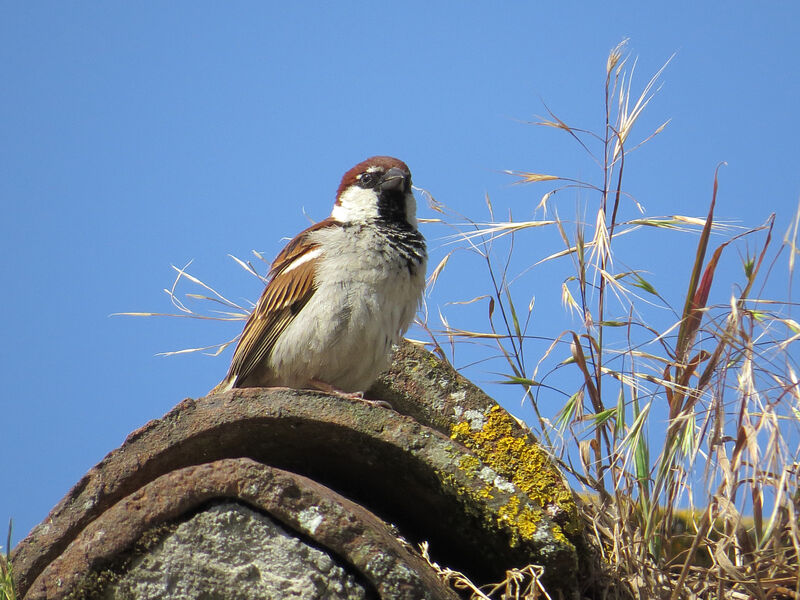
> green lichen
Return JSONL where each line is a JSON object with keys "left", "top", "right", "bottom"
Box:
{"left": 435, "top": 470, "right": 484, "bottom": 521}
{"left": 423, "top": 352, "right": 441, "bottom": 369}
{"left": 451, "top": 405, "right": 581, "bottom": 544}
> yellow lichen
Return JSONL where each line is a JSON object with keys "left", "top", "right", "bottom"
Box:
{"left": 451, "top": 405, "right": 580, "bottom": 543}
{"left": 494, "top": 495, "right": 543, "bottom": 546}
{"left": 516, "top": 504, "right": 543, "bottom": 541}
{"left": 478, "top": 485, "right": 495, "bottom": 499}
{"left": 497, "top": 494, "right": 520, "bottom": 527}
{"left": 458, "top": 454, "right": 482, "bottom": 476}
{"left": 450, "top": 420, "right": 472, "bottom": 439}
{"left": 435, "top": 471, "right": 484, "bottom": 520}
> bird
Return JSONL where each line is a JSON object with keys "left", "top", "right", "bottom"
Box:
{"left": 216, "top": 156, "right": 427, "bottom": 397}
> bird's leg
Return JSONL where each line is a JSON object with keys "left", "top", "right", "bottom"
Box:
{"left": 309, "top": 379, "right": 393, "bottom": 409}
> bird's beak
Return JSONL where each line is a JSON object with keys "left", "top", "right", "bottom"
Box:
{"left": 380, "top": 167, "right": 410, "bottom": 193}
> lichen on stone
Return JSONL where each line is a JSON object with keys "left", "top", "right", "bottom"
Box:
{"left": 496, "top": 496, "right": 543, "bottom": 544}
{"left": 450, "top": 405, "right": 581, "bottom": 545}
{"left": 457, "top": 454, "right": 482, "bottom": 477}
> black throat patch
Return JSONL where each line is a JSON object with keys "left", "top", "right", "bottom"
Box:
{"left": 376, "top": 189, "right": 412, "bottom": 227}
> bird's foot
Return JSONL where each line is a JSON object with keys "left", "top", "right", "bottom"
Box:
{"left": 309, "top": 380, "right": 393, "bottom": 409}
{"left": 356, "top": 396, "right": 394, "bottom": 409}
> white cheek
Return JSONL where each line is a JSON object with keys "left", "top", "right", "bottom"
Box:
{"left": 404, "top": 192, "right": 418, "bottom": 229}
{"left": 331, "top": 186, "right": 380, "bottom": 222}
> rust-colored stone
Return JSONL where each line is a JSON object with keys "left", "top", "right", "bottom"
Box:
{"left": 25, "top": 458, "right": 457, "bottom": 600}
{"left": 13, "top": 342, "right": 582, "bottom": 598}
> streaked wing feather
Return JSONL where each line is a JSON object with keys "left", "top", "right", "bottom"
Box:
{"left": 226, "top": 246, "right": 319, "bottom": 384}
{"left": 225, "top": 219, "right": 341, "bottom": 386}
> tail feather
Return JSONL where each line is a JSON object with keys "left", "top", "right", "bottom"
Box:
{"left": 208, "top": 376, "right": 236, "bottom": 395}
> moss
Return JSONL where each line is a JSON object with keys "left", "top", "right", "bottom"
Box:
{"left": 451, "top": 405, "right": 581, "bottom": 544}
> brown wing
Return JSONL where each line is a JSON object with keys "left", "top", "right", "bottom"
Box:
{"left": 225, "top": 219, "right": 338, "bottom": 387}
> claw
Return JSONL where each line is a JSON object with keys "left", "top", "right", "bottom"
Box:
{"left": 308, "top": 379, "right": 394, "bottom": 410}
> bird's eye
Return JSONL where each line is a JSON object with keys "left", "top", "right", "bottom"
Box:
{"left": 359, "top": 172, "right": 378, "bottom": 187}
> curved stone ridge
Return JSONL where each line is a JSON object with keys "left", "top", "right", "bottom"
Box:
{"left": 109, "top": 503, "right": 368, "bottom": 599}
{"left": 25, "top": 459, "right": 451, "bottom": 600}
{"left": 373, "top": 341, "right": 580, "bottom": 543}
{"left": 13, "top": 341, "right": 583, "bottom": 598}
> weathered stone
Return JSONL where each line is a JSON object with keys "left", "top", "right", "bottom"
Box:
{"left": 13, "top": 341, "right": 584, "bottom": 598}
{"left": 373, "top": 341, "right": 580, "bottom": 540}
{"left": 25, "top": 459, "right": 454, "bottom": 600}
{"left": 369, "top": 340, "right": 502, "bottom": 435}
{"left": 104, "top": 503, "right": 368, "bottom": 600}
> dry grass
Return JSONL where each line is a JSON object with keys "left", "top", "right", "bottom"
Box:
{"left": 114, "top": 255, "right": 260, "bottom": 356}
{"left": 420, "top": 542, "right": 552, "bottom": 600}
{"left": 425, "top": 40, "right": 800, "bottom": 599}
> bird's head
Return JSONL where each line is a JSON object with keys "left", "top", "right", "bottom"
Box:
{"left": 331, "top": 156, "right": 417, "bottom": 229}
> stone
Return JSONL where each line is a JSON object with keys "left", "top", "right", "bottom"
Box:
{"left": 373, "top": 341, "right": 581, "bottom": 545}
{"left": 13, "top": 341, "right": 584, "bottom": 598}
{"left": 103, "top": 503, "right": 367, "bottom": 600}
{"left": 23, "top": 459, "right": 454, "bottom": 600}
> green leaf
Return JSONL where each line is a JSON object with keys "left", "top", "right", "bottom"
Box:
{"left": 592, "top": 408, "right": 617, "bottom": 426}
{"left": 554, "top": 390, "right": 582, "bottom": 433}
{"left": 615, "top": 387, "right": 625, "bottom": 437}
{"left": 504, "top": 286, "right": 522, "bottom": 339}
{"left": 498, "top": 376, "right": 541, "bottom": 387}
{"left": 632, "top": 273, "right": 658, "bottom": 295}
{"left": 743, "top": 254, "right": 755, "bottom": 279}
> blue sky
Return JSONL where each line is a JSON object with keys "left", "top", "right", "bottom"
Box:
{"left": 2, "top": 3, "right": 799, "bottom": 543}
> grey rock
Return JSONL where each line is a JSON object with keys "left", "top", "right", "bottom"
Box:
{"left": 23, "top": 459, "right": 454, "bottom": 600}
{"left": 104, "top": 503, "right": 366, "bottom": 600}
{"left": 14, "top": 341, "right": 584, "bottom": 599}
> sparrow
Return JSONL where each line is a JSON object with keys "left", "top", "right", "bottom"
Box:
{"left": 217, "top": 156, "right": 427, "bottom": 395}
